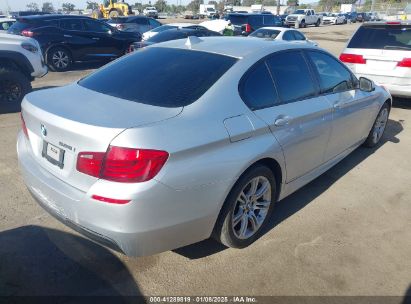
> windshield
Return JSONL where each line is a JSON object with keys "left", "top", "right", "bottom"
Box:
{"left": 249, "top": 29, "right": 280, "bottom": 39}
{"left": 348, "top": 25, "right": 411, "bottom": 50}
{"left": 207, "top": 8, "right": 215, "bottom": 11}
{"left": 78, "top": 48, "right": 237, "bottom": 108}
{"left": 7, "top": 19, "right": 31, "bottom": 34}
{"left": 294, "top": 10, "right": 306, "bottom": 14}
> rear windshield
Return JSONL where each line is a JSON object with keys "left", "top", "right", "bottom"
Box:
{"left": 348, "top": 25, "right": 411, "bottom": 50}
{"left": 7, "top": 20, "right": 31, "bottom": 34}
{"left": 249, "top": 29, "right": 280, "bottom": 39}
{"left": 78, "top": 47, "right": 237, "bottom": 107}
{"left": 147, "top": 30, "right": 187, "bottom": 42}
{"left": 227, "top": 15, "right": 248, "bottom": 25}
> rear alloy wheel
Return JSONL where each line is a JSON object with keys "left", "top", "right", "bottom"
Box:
{"left": 48, "top": 47, "right": 72, "bottom": 72}
{"left": 363, "top": 103, "right": 390, "bottom": 148}
{"left": 213, "top": 165, "right": 276, "bottom": 248}
{"left": 0, "top": 69, "right": 31, "bottom": 112}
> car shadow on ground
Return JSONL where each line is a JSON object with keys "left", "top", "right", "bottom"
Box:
{"left": 0, "top": 225, "right": 143, "bottom": 299}
{"left": 174, "top": 118, "right": 404, "bottom": 259}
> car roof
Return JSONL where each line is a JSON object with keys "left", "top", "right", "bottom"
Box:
{"left": 152, "top": 36, "right": 316, "bottom": 58}
{"left": 17, "top": 14, "right": 92, "bottom": 21}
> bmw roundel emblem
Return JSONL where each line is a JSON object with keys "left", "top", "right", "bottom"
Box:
{"left": 41, "top": 124, "right": 47, "bottom": 137}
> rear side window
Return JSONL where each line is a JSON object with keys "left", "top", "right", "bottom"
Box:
{"left": 249, "top": 16, "right": 263, "bottom": 27}
{"left": 282, "top": 31, "right": 295, "bottom": 41}
{"left": 227, "top": 15, "right": 248, "bottom": 25}
{"left": 249, "top": 29, "right": 280, "bottom": 39}
{"left": 60, "top": 19, "right": 83, "bottom": 31}
{"left": 348, "top": 25, "right": 411, "bottom": 50}
{"left": 307, "top": 51, "right": 354, "bottom": 94}
{"left": 149, "top": 19, "right": 161, "bottom": 27}
{"left": 266, "top": 51, "right": 316, "bottom": 103}
{"left": 240, "top": 62, "right": 278, "bottom": 110}
{"left": 293, "top": 31, "right": 306, "bottom": 40}
{"left": 79, "top": 48, "right": 237, "bottom": 107}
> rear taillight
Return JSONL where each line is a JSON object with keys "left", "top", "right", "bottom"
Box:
{"left": 386, "top": 21, "right": 401, "bottom": 25}
{"left": 397, "top": 58, "right": 411, "bottom": 68}
{"left": 76, "top": 146, "right": 168, "bottom": 183}
{"left": 245, "top": 24, "right": 252, "bottom": 33}
{"left": 76, "top": 152, "right": 105, "bottom": 178}
{"left": 21, "top": 30, "right": 34, "bottom": 37}
{"left": 339, "top": 53, "right": 366, "bottom": 64}
{"left": 20, "top": 113, "right": 29, "bottom": 139}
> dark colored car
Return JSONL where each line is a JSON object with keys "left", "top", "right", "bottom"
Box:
{"left": 357, "top": 12, "right": 370, "bottom": 22}
{"left": 225, "top": 13, "right": 283, "bottom": 36}
{"left": 107, "top": 16, "right": 161, "bottom": 33}
{"left": 279, "top": 14, "right": 288, "bottom": 26}
{"left": 129, "top": 28, "right": 221, "bottom": 51}
{"left": 8, "top": 15, "right": 141, "bottom": 72}
{"left": 344, "top": 12, "right": 357, "bottom": 23}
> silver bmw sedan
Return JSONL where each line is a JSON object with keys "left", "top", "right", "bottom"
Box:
{"left": 17, "top": 37, "right": 391, "bottom": 256}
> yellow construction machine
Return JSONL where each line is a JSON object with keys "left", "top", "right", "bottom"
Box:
{"left": 91, "top": 0, "right": 134, "bottom": 19}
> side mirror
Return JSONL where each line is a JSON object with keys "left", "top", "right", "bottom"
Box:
{"left": 359, "top": 77, "right": 375, "bottom": 92}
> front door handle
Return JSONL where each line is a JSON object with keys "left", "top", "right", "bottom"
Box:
{"left": 274, "top": 116, "right": 291, "bottom": 127}
{"left": 64, "top": 34, "right": 72, "bottom": 38}
{"left": 92, "top": 37, "right": 100, "bottom": 40}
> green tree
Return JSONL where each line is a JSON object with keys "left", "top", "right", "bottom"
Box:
{"left": 42, "top": 2, "right": 54, "bottom": 13}
{"left": 187, "top": 0, "right": 203, "bottom": 12}
{"left": 263, "top": 0, "right": 277, "bottom": 6}
{"left": 208, "top": 0, "right": 217, "bottom": 4}
{"left": 62, "top": 2, "right": 76, "bottom": 12}
{"left": 242, "top": 0, "right": 254, "bottom": 6}
{"left": 26, "top": 2, "right": 39, "bottom": 11}
{"left": 86, "top": 1, "right": 99, "bottom": 10}
{"left": 155, "top": 0, "right": 167, "bottom": 12}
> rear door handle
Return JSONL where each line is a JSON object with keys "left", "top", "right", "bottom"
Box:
{"left": 274, "top": 116, "right": 292, "bottom": 127}
{"left": 92, "top": 37, "right": 100, "bottom": 40}
{"left": 63, "top": 34, "right": 72, "bottom": 38}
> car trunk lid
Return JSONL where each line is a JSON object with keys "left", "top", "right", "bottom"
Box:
{"left": 21, "top": 83, "right": 182, "bottom": 192}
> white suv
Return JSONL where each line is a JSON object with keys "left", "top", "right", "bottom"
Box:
{"left": 340, "top": 21, "right": 411, "bottom": 98}
{"left": 0, "top": 33, "right": 47, "bottom": 111}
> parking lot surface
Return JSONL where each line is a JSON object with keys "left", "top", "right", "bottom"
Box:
{"left": 1, "top": 22, "right": 410, "bottom": 297}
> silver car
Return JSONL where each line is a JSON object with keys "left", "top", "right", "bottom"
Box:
{"left": 18, "top": 37, "right": 392, "bottom": 256}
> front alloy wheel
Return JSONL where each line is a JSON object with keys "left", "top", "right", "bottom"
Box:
{"left": 364, "top": 103, "right": 390, "bottom": 147}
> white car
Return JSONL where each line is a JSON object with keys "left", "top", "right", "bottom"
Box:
{"left": 340, "top": 21, "right": 411, "bottom": 98}
{"left": 0, "top": 33, "right": 47, "bottom": 110}
{"left": 323, "top": 13, "right": 345, "bottom": 25}
{"left": 143, "top": 7, "right": 158, "bottom": 19}
{"left": 142, "top": 23, "right": 204, "bottom": 40}
{"left": 0, "top": 18, "right": 15, "bottom": 32}
{"left": 249, "top": 27, "right": 318, "bottom": 46}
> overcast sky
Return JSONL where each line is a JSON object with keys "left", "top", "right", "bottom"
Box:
{"left": 1, "top": 0, "right": 315, "bottom": 12}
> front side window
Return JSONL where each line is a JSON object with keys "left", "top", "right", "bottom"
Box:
{"left": 79, "top": 48, "right": 237, "bottom": 108}
{"left": 240, "top": 62, "right": 278, "bottom": 110}
{"left": 249, "top": 29, "right": 280, "bottom": 39}
{"left": 307, "top": 51, "right": 354, "bottom": 94}
{"left": 266, "top": 51, "right": 316, "bottom": 103}
{"left": 83, "top": 19, "right": 111, "bottom": 32}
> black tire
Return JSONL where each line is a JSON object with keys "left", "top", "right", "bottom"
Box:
{"left": 363, "top": 103, "right": 390, "bottom": 148}
{"left": 0, "top": 68, "right": 31, "bottom": 112}
{"left": 109, "top": 9, "right": 122, "bottom": 18}
{"left": 91, "top": 9, "right": 103, "bottom": 19}
{"left": 47, "top": 46, "right": 72, "bottom": 72}
{"left": 315, "top": 19, "right": 320, "bottom": 27}
{"left": 300, "top": 20, "right": 306, "bottom": 28}
{"left": 213, "top": 165, "right": 277, "bottom": 248}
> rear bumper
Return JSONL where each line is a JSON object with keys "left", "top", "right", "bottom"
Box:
{"left": 17, "top": 132, "right": 221, "bottom": 256}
